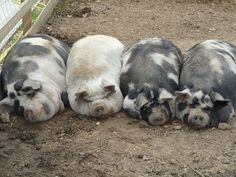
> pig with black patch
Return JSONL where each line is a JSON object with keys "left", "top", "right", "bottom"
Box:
{"left": 120, "top": 38, "right": 183, "bottom": 125}
{"left": 66, "top": 35, "right": 124, "bottom": 117}
{"left": 0, "top": 34, "right": 70, "bottom": 122}
{"left": 176, "top": 40, "right": 236, "bottom": 129}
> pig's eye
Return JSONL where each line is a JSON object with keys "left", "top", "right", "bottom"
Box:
{"left": 202, "top": 106, "right": 211, "bottom": 112}
{"left": 140, "top": 104, "right": 148, "bottom": 111}
{"left": 189, "top": 98, "right": 199, "bottom": 107}
{"left": 8, "top": 92, "right": 16, "bottom": 99}
{"left": 128, "top": 90, "right": 138, "bottom": 99}
{"left": 204, "top": 97, "right": 210, "bottom": 103}
{"left": 28, "top": 93, "right": 36, "bottom": 98}
{"left": 84, "top": 99, "right": 93, "bottom": 103}
{"left": 82, "top": 97, "right": 93, "bottom": 102}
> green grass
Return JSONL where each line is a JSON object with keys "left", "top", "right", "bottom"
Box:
{"left": 0, "top": 29, "right": 22, "bottom": 62}
{"left": 32, "top": 3, "right": 45, "bottom": 23}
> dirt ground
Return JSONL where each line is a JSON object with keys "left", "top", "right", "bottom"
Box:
{"left": 1, "top": 0, "right": 236, "bottom": 176}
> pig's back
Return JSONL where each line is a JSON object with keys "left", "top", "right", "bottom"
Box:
{"left": 2, "top": 34, "right": 69, "bottom": 92}
{"left": 67, "top": 35, "right": 124, "bottom": 81}
{"left": 121, "top": 38, "right": 182, "bottom": 95}
{"left": 180, "top": 40, "right": 236, "bottom": 106}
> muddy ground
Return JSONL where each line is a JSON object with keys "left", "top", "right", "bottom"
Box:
{"left": 1, "top": 0, "right": 236, "bottom": 176}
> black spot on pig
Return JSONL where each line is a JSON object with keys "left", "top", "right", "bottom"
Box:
{"left": 128, "top": 89, "right": 139, "bottom": 99}
{"left": 53, "top": 45, "right": 69, "bottom": 65}
{"left": 21, "top": 61, "right": 39, "bottom": 71}
{"left": 121, "top": 62, "right": 176, "bottom": 96}
{"left": 61, "top": 91, "right": 70, "bottom": 107}
{"left": 14, "top": 79, "right": 25, "bottom": 91}
{"left": 127, "top": 43, "right": 169, "bottom": 64}
{"left": 177, "top": 102, "right": 188, "bottom": 112}
{"left": 13, "top": 99, "right": 20, "bottom": 111}
{"left": 9, "top": 92, "right": 15, "bottom": 99}
{"left": 2, "top": 61, "right": 19, "bottom": 81}
{"left": 55, "top": 58, "right": 64, "bottom": 68}
{"left": 162, "top": 60, "right": 178, "bottom": 75}
{"left": 2, "top": 61, "right": 38, "bottom": 84}
{"left": 5, "top": 43, "right": 50, "bottom": 59}
{"left": 21, "top": 86, "right": 33, "bottom": 92}
{"left": 169, "top": 79, "right": 178, "bottom": 91}
{"left": 24, "top": 34, "right": 53, "bottom": 42}
{"left": 162, "top": 39, "right": 183, "bottom": 62}
{"left": 140, "top": 103, "right": 153, "bottom": 121}
{"left": 183, "top": 113, "right": 189, "bottom": 124}
{"left": 126, "top": 39, "right": 182, "bottom": 65}
{"left": 42, "top": 102, "right": 50, "bottom": 115}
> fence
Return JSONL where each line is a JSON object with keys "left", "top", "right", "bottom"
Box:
{"left": 0, "top": 0, "right": 59, "bottom": 56}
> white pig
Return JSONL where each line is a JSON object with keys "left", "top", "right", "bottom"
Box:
{"left": 66, "top": 35, "right": 124, "bottom": 117}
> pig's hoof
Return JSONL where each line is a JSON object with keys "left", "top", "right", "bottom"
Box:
{"left": 218, "top": 122, "right": 231, "bottom": 130}
{"left": 0, "top": 113, "right": 10, "bottom": 123}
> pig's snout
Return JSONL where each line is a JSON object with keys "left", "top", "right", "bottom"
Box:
{"left": 23, "top": 103, "right": 51, "bottom": 122}
{"left": 92, "top": 103, "right": 112, "bottom": 117}
{"left": 24, "top": 110, "right": 35, "bottom": 122}
{"left": 188, "top": 110, "right": 210, "bottom": 129}
{"left": 189, "top": 115, "right": 207, "bottom": 129}
{"left": 94, "top": 106, "right": 105, "bottom": 114}
{"left": 147, "top": 108, "right": 168, "bottom": 126}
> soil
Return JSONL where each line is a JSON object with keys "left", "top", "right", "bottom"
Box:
{"left": 1, "top": 0, "right": 236, "bottom": 177}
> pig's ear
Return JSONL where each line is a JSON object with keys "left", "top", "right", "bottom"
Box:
{"left": 159, "top": 88, "right": 176, "bottom": 117}
{"left": 104, "top": 85, "right": 116, "bottom": 94}
{"left": 211, "top": 91, "right": 224, "bottom": 102}
{"left": 136, "top": 94, "right": 149, "bottom": 110}
{"left": 214, "top": 100, "right": 230, "bottom": 107}
{"left": 21, "top": 79, "right": 42, "bottom": 95}
{"left": 159, "top": 88, "right": 175, "bottom": 101}
{"left": 210, "top": 91, "right": 230, "bottom": 107}
{"left": 175, "top": 89, "right": 191, "bottom": 102}
{"left": 75, "top": 90, "right": 88, "bottom": 100}
{"left": 102, "top": 80, "right": 116, "bottom": 94}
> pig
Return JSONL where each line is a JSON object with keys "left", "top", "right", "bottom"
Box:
{"left": 0, "top": 34, "right": 70, "bottom": 122}
{"left": 66, "top": 35, "right": 124, "bottom": 117}
{"left": 176, "top": 40, "right": 236, "bottom": 129}
{"left": 120, "top": 38, "right": 183, "bottom": 125}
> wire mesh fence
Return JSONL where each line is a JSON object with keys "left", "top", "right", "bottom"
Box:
{"left": 0, "top": 0, "right": 56, "bottom": 62}
{"left": 0, "top": 0, "right": 21, "bottom": 50}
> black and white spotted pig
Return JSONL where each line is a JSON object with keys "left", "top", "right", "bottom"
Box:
{"left": 0, "top": 34, "right": 69, "bottom": 122}
{"left": 120, "top": 38, "right": 183, "bottom": 125}
{"left": 176, "top": 40, "right": 236, "bottom": 129}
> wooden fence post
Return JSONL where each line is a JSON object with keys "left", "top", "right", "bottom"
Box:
{"left": 26, "top": 0, "right": 59, "bottom": 35}
{"left": 0, "top": 0, "right": 38, "bottom": 43}
{"left": 21, "top": 0, "right": 32, "bottom": 34}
